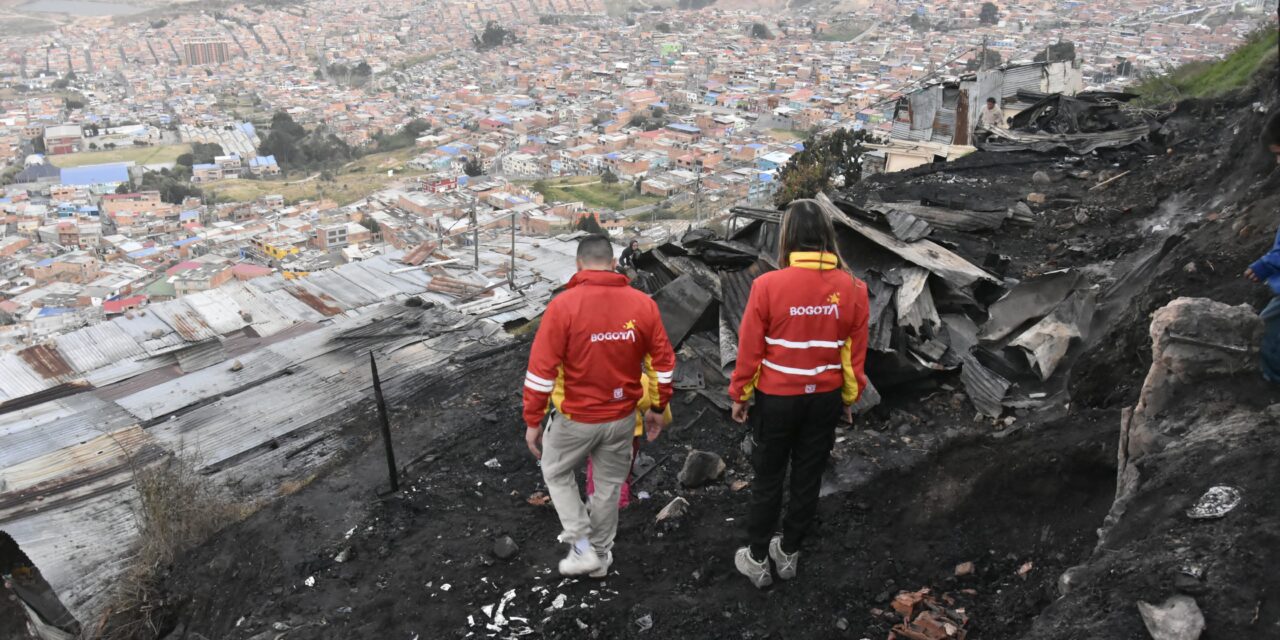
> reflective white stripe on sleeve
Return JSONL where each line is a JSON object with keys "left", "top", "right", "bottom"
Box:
{"left": 655, "top": 370, "right": 674, "bottom": 383}
{"left": 525, "top": 372, "right": 554, "bottom": 393}
{"left": 761, "top": 359, "right": 843, "bottom": 376}
{"left": 764, "top": 336, "right": 842, "bottom": 349}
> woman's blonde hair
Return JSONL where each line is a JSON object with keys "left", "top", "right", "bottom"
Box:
{"left": 778, "top": 199, "right": 842, "bottom": 268}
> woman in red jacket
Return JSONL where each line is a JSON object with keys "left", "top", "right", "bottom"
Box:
{"left": 728, "top": 199, "right": 870, "bottom": 589}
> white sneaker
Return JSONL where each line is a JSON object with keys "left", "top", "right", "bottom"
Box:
{"left": 558, "top": 544, "right": 602, "bottom": 576}
{"left": 735, "top": 547, "right": 773, "bottom": 589}
{"left": 769, "top": 536, "right": 798, "bottom": 581}
{"left": 588, "top": 550, "right": 613, "bottom": 578}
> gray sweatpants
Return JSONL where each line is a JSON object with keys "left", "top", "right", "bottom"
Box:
{"left": 541, "top": 412, "right": 635, "bottom": 554}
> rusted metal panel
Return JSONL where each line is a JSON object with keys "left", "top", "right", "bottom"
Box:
{"left": 146, "top": 300, "right": 218, "bottom": 343}
{"left": 17, "top": 345, "right": 75, "bottom": 380}
{"left": 286, "top": 286, "right": 344, "bottom": 316}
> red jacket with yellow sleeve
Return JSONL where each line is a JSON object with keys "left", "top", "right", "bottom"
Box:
{"left": 728, "top": 251, "right": 870, "bottom": 405}
{"left": 523, "top": 269, "right": 676, "bottom": 429}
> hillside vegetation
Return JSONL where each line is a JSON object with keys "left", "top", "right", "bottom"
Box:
{"left": 1135, "top": 28, "right": 1278, "bottom": 104}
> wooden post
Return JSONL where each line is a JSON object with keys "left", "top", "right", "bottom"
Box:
{"left": 369, "top": 351, "right": 399, "bottom": 493}
{"left": 509, "top": 210, "right": 516, "bottom": 290}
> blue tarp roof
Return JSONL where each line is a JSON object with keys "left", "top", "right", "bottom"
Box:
{"left": 249, "top": 155, "right": 277, "bottom": 167}
{"left": 173, "top": 237, "right": 200, "bottom": 247}
{"left": 38, "top": 307, "right": 74, "bottom": 317}
{"left": 192, "top": 163, "right": 218, "bottom": 170}
{"left": 127, "top": 247, "right": 160, "bottom": 259}
{"left": 239, "top": 122, "right": 256, "bottom": 138}
{"left": 60, "top": 163, "right": 129, "bottom": 186}
{"left": 35, "top": 258, "right": 54, "bottom": 267}
{"left": 179, "top": 210, "right": 200, "bottom": 220}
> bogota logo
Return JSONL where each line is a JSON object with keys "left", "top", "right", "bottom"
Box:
{"left": 592, "top": 319, "right": 637, "bottom": 343}
{"left": 790, "top": 299, "right": 840, "bottom": 318}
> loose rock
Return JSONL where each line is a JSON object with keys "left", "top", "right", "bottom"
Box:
{"left": 678, "top": 450, "right": 725, "bottom": 487}
{"left": 492, "top": 535, "right": 519, "bottom": 560}
{"left": 656, "top": 497, "right": 690, "bottom": 522}
{"left": 1137, "top": 595, "right": 1205, "bottom": 640}
{"left": 1032, "top": 170, "right": 1052, "bottom": 185}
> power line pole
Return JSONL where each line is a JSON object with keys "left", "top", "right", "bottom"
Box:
{"left": 508, "top": 210, "right": 516, "bottom": 290}
{"left": 693, "top": 159, "right": 703, "bottom": 224}
{"left": 470, "top": 196, "right": 479, "bottom": 269}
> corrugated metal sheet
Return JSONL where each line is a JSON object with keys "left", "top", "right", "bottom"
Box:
{"left": 245, "top": 273, "right": 292, "bottom": 293}
{"left": 1, "top": 488, "right": 142, "bottom": 620}
{"left": 285, "top": 285, "right": 345, "bottom": 316}
{"left": 0, "top": 394, "right": 135, "bottom": 469}
{"left": 0, "top": 425, "right": 154, "bottom": 500}
{"left": 1002, "top": 65, "right": 1043, "bottom": 100}
{"left": 182, "top": 289, "right": 250, "bottom": 336}
{"left": 0, "top": 353, "right": 54, "bottom": 403}
{"left": 17, "top": 344, "right": 75, "bottom": 381}
{"left": 174, "top": 339, "right": 228, "bottom": 374}
{"left": 53, "top": 322, "right": 146, "bottom": 373}
{"left": 220, "top": 282, "right": 301, "bottom": 338}
{"left": 720, "top": 259, "right": 773, "bottom": 336}
{"left": 148, "top": 300, "right": 219, "bottom": 342}
{"left": 113, "top": 308, "right": 186, "bottom": 355}
{"left": 334, "top": 262, "right": 422, "bottom": 298}
{"left": 892, "top": 119, "right": 932, "bottom": 142}
{"left": 301, "top": 270, "right": 382, "bottom": 308}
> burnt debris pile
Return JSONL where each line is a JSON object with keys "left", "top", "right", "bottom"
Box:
{"left": 631, "top": 183, "right": 1144, "bottom": 420}
{"left": 981, "top": 91, "right": 1158, "bottom": 154}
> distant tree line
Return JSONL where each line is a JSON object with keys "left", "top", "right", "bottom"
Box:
{"left": 371, "top": 118, "right": 432, "bottom": 152}
{"left": 316, "top": 61, "right": 373, "bottom": 87}
{"left": 119, "top": 148, "right": 210, "bottom": 204}
{"left": 474, "top": 21, "right": 517, "bottom": 50}
{"left": 258, "top": 111, "right": 354, "bottom": 172}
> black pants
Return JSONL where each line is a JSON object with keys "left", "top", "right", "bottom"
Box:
{"left": 746, "top": 389, "right": 841, "bottom": 559}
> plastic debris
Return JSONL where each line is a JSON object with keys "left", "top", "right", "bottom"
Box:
{"left": 635, "top": 613, "right": 654, "bottom": 632}
{"left": 304, "top": 576, "right": 316, "bottom": 588}
{"left": 1137, "top": 595, "right": 1205, "bottom": 640}
{"left": 527, "top": 491, "right": 552, "bottom": 506}
{"left": 484, "top": 458, "right": 501, "bottom": 469}
{"left": 1186, "top": 485, "right": 1242, "bottom": 519}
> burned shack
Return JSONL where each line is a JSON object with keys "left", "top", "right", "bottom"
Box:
{"left": 630, "top": 192, "right": 1114, "bottom": 420}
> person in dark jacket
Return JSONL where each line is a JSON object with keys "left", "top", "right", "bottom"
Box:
{"left": 618, "top": 239, "right": 639, "bottom": 272}
{"left": 1244, "top": 110, "right": 1280, "bottom": 381}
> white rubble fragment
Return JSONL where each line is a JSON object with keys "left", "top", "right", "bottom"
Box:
{"left": 484, "top": 458, "right": 501, "bottom": 468}
{"left": 551, "top": 594, "right": 567, "bottom": 610}
{"left": 304, "top": 576, "right": 316, "bottom": 587}
{"left": 441, "top": 583, "right": 452, "bottom": 592}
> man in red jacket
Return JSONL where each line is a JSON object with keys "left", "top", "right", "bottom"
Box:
{"left": 523, "top": 235, "right": 676, "bottom": 577}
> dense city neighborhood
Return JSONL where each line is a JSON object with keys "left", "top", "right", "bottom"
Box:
{"left": 0, "top": 0, "right": 1269, "bottom": 344}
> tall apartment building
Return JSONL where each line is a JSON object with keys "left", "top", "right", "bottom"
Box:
{"left": 183, "top": 36, "right": 232, "bottom": 66}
